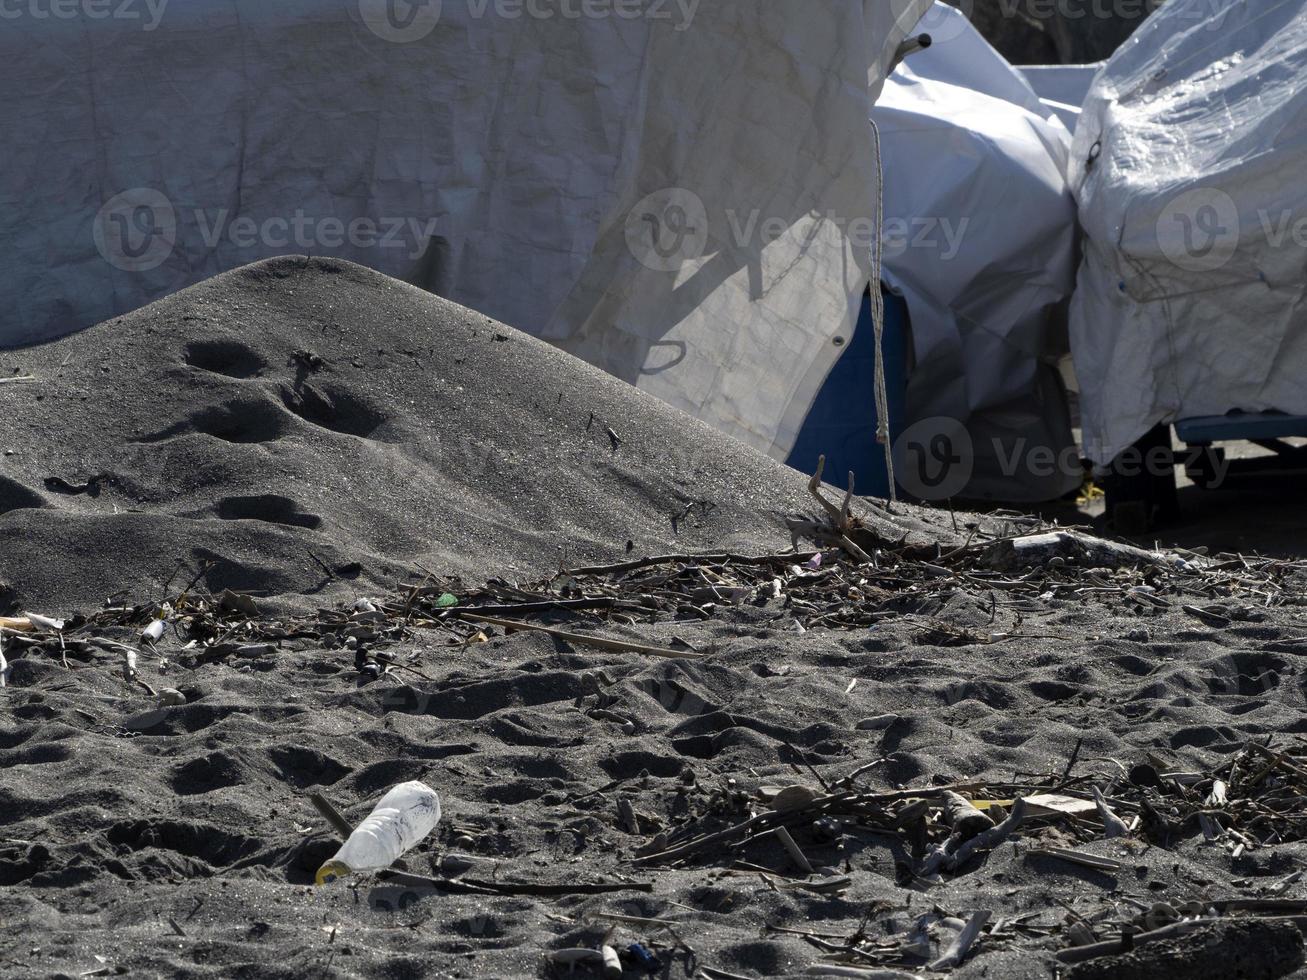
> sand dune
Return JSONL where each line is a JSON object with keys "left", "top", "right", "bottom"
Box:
{"left": 0, "top": 257, "right": 949, "bottom": 617}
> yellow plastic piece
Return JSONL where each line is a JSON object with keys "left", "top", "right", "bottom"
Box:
{"left": 967, "top": 799, "right": 1014, "bottom": 811}
{"left": 316, "top": 860, "right": 353, "bottom": 886}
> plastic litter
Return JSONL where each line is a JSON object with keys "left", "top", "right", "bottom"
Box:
{"left": 601, "top": 946, "right": 622, "bottom": 979}
{"left": 316, "top": 781, "right": 441, "bottom": 885}
{"left": 142, "top": 620, "right": 166, "bottom": 643}
{"left": 625, "top": 943, "right": 662, "bottom": 974}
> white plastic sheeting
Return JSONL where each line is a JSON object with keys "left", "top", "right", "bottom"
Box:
{"left": 1020, "top": 63, "right": 1104, "bottom": 130}
{"left": 1, "top": 0, "right": 931, "bottom": 460}
{"left": 1069, "top": 0, "right": 1307, "bottom": 464}
{"left": 873, "top": 3, "right": 1081, "bottom": 501}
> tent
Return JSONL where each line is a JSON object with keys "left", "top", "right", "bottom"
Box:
{"left": 1019, "top": 63, "right": 1104, "bottom": 130}
{"left": 1069, "top": 0, "right": 1307, "bottom": 465}
{"left": 2, "top": 0, "right": 931, "bottom": 461}
{"left": 871, "top": 3, "right": 1081, "bottom": 502}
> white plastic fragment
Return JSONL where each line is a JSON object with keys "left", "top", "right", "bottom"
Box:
{"left": 25, "top": 613, "right": 65, "bottom": 632}
{"left": 316, "top": 781, "right": 441, "bottom": 885}
{"left": 1092, "top": 786, "right": 1130, "bottom": 839}
{"left": 601, "top": 945, "right": 622, "bottom": 979}
{"left": 142, "top": 620, "right": 166, "bottom": 643}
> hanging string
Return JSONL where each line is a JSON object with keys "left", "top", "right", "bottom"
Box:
{"left": 869, "top": 118, "right": 897, "bottom": 504}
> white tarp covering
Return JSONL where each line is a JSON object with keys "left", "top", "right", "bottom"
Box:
{"left": 2, "top": 0, "right": 931, "bottom": 460}
{"left": 873, "top": 3, "right": 1081, "bottom": 501}
{"left": 1020, "top": 63, "right": 1104, "bottom": 130}
{"left": 1069, "top": 0, "right": 1307, "bottom": 465}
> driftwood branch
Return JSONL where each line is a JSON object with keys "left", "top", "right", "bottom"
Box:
{"left": 450, "top": 613, "right": 702, "bottom": 660}
{"left": 928, "top": 909, "right": 991, "bottom": 971}
{"left": 920, "top": 797, "right": 1027, "bottom": 877}
{"left": 562, "top": 551, "right": 817, "bottom": 578}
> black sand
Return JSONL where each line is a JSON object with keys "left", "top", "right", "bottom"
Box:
{"left": 0, "top": 257, "right": 954, "bottom": 618}
{"left": 2, "top": 259, "right": 1306, "bottom": 980}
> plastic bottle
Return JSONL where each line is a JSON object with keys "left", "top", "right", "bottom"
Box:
{"left": 316, "top": 781, "right": 441, "bottom": 885}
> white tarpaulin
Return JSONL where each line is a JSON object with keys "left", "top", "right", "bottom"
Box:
{"left": 873, "top": 3, "right": 1081, "bottom": 501}
{"left": 1, "top": 0, "right": 931, "bottom": 460}
{"left": 1020, "top": 63, "right": 1104, "bottom": 130}
{"left": 1069, "top": 0, "right": 1307, "bottom": 465}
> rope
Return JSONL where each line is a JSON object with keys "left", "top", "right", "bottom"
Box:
{"left": 869, "top": 118, "right": 897, "bottom": 503}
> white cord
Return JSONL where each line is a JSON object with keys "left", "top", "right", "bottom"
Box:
{"left": 869, "top": 118, "right": 897, "bottom": 503}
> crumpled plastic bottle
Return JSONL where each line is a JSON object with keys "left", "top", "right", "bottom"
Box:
{"left": 316, "top": 781, "right": 441, "bottom": 885}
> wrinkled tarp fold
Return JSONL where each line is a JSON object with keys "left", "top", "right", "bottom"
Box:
{"left": 3, "top": 0, "right": 931, "bottom": 459}
{"left": 874, "top": 3, "right": 1080, "bottom": 502}
{"left": 1069, "top": 0, "right": 1307, "bottom": 464}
